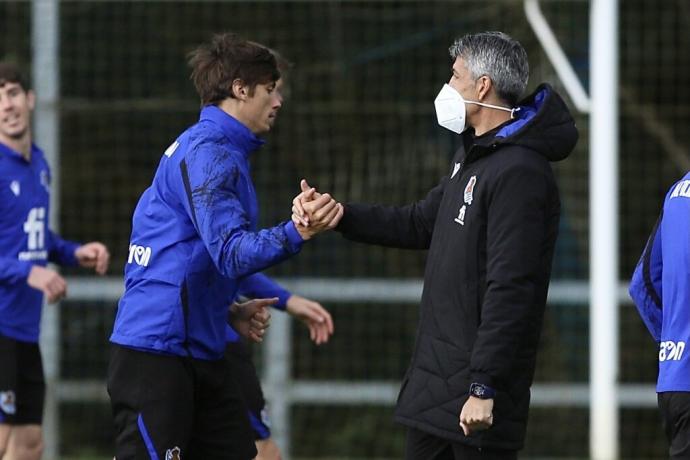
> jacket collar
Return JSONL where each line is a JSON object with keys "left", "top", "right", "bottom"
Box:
{"left": 199, "top": 105, "right": 265, "bottom": 158}
{"left": 0, "top": 141, "right": 42, "bottom": 164}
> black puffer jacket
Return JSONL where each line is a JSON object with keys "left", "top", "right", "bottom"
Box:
{"left": 336, "top": 84, "right": 578, "bottom": 449}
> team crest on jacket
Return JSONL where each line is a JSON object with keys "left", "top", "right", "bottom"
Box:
{"left": 464, "top": 176, "right": 477, "bottom": 205}
{"left": 40, "top": 170, "right": 50, "bottom": 193}
{"left": 0, "top": 391, "right": 16, "bottom": 415}
{"left": 165, "top": 446, "right": 181, "bottom": 460}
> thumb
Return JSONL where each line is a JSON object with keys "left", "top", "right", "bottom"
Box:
{"left": 460, "top": 422, "right": 470, "bottom": 436}
{"left": 300, "top": 179, "right": 311, "bottom": 193}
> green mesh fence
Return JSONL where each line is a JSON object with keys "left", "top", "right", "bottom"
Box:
{"left": 2, "top": 0, "right": 690, "bottom": 458}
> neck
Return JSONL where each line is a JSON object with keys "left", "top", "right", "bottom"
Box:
{"left": 0, "top": 134, "right": 32, "bottom": 161}
{"left": 471, "top": 107, "right": 512, "bottom": 137}
{"left": 217, "top": 99, "right": 255, "bottom": 134}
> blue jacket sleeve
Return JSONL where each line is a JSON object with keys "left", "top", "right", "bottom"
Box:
{"left": 237, "top": 273, "right": 291, "bottom": 310}
{"left": 47, "top": 229, "right": 80, "bottom": 267}
{"left": 0, "top": 256, "right": 33, "bottom": 284}
{"left": 178, "top": 145, "right": 304, "bottom": 279}
{"left": 629, "top": 213, "right": 663, "bottom": 342}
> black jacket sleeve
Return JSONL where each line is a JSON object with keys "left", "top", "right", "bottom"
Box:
{"left": 470, "top": 160, "right": 554, "bottom": 387}
{"left": 335, "top": 177, "right": 446, "bottom": 249}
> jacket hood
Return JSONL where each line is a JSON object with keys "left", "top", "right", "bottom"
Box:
{"left": 493, "top": 83, "right": 578, "bottom": 162}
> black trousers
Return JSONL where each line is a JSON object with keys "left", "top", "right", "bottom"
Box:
{"left": 659, "top": 392, "right": 690, "bottom": 459}
{"left": 405, "top": 428, "right": 518, "bottom": 460}
{"left": 108, "top": 345, "right": 256, "bottom": 460}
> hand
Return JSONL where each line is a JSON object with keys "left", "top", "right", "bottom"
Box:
{"left": 286, "top": 294, "right": 334, "bottom": 345}
{"left": 27, "top": 265, "right": 67, "bottom": 303}
{"left": 75, "top": 242, "right": 110, "bottom": 275}
{"left": 459, "top": 396, "right": 494, "bottom": 436}
{"left": 292, "top": 179, "right": 321, "bottom": 226}
{"left": 228, "top": 297, "right": 277, "bottom": 343}
{"left": 291, "top": 180, "right": 343, "bottom": 239}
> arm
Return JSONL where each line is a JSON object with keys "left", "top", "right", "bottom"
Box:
{"left": 313, "top": 178, "right": 445, "bottom": 249}
{"left": 46, "top": 229, "right": 80, "bottom": 266}
{"left": 628, "top": 213, "right": 663, "bottom": 342}
{"left": 238, "top": 272, "right": 291, "bottom": 310}
{"left": 470, "top": 163, "right": 553, "bottom": 387}
{"left": 0, "top": 256, "right": 33, "bottom": 284}
{"left": 239, "top": 273, "right": 334, "bottom": 344}
{"left": 178, "top": 146, "right": 307, "bottom": 279}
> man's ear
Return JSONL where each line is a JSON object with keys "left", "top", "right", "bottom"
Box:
{"left": 476, "top": 75, "right": 493, "bottom": 101}
{"left": 231, "top": 79, "right": 248, "bottom": 100}
{"left": 26, "top": 90, "right": 36, "bottom": 111}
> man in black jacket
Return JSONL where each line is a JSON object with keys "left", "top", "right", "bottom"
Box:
{"left": 293, "top": 31, "right": 578, "bottom": 459}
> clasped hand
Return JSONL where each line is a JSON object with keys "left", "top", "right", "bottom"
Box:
{"left": 291, "top": 179, "right": 342, "bottom": 239}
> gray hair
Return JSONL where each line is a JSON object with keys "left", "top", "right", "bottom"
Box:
{"left": 449, "top": 31, "right": 529, "bottom": 105}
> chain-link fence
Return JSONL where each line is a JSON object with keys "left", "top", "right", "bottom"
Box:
{"left": 2, "top": 0, "right": 690, "bottom": 458}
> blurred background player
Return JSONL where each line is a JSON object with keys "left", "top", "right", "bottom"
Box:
{"left": 630, "top": 172, "right": 690, "bottom": 459}
{"left": 232, "top": 274, "right": 334, "bottom": 459}
{"left": 0, "top": 62, "right": 110, "bottom": 460}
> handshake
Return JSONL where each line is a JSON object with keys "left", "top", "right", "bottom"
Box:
{"left": 290, "top": 179, "right": 344, "bottom": 240}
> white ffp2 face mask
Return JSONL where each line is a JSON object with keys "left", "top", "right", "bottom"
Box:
{"left": 433, "top": 83, "right": 517, "bottom": 134}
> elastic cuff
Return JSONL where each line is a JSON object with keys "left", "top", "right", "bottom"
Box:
{"left": 470, "top": 372, "right": 494, "bottom": 388}
{"left": 275, "top": 290, "right": 291, "bottom": 310}
{"left": 284, "top": 220, "right": 306, "bottom": 249}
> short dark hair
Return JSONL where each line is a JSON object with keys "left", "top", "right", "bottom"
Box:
{"left": 449, "top": 31, "right": 529, "bottom": 105}
{"left": 0, "top": 62, "right": 30, "bottom": 91}
{"left": 188, "top": 32, "right": 281, "bottom": 106}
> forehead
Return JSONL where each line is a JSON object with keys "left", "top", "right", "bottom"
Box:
{"left": 0, "top": 81, "right": 24, "bottom": 93}
{"left": 452, "top": 57, "right": 469, "bottom": 75}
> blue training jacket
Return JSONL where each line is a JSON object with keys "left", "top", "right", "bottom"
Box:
{"left": 630, "top": 172, "right": 690, "bottom": 392}
{"left": 111, "top": 105, "right": 304, "bottom": 360}
{"left": 0, "top": 142, "right": 80, "bottom": 342}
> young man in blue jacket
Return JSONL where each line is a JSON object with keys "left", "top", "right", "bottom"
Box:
{"left": 0, "top": 62, "right": 110, "bottom": 460}
{"left": 630, "top": 174, "right": 690, "bottom": 459}
{"left": 107, "top": 33, "right": 342, "bottom": 460}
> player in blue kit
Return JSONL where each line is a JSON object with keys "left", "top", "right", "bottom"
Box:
{"left": 107, "top": 33, "right": 342, "bottom": 460}
{"left": 0, "top": 62, "right": 110, "bottom": 460}
{"left": 233, "top": 274, "right": 333, "bottom": 459}
{"left": 630, "top": 173, "right": 690, "bottom": 459}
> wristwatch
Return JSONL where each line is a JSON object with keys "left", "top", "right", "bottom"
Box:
{"left": 469, "top": 382, "right": 496, "bottom": 399}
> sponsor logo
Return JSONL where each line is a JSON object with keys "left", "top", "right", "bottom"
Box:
{"left": 0, "top": 391, "right": 16, "bottom": 415}
{"left": 165, "top": 447, "right": 181, "bottom": 460}
{"left": 164, "top": 141, "right": 180, "bottom": 158}
{"left": 451, "top": 162, "right": 462, "bottom": 179}
{"left": 127, "top": 244, "right": 152, "bottom": 267}
{"left": 671, "top": 180, "right": 690, "bottom": 199}
{"left": 660, "top": 341, "right": 685, "bottom": 362}
{"left": 19, "top": 207, "right": 48, "bottom": 261}
{"left": 10, "top": 180, "right": 20, "bottom": 196}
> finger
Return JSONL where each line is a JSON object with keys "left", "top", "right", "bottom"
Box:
{"left": 96, "top": 249, "right": 110, "bottom": 275}
{"left": 292, "top": 207, "right": 309, "bottom": 226}
{"left": 300, "top": 179, "right": 311, "bottom": 193}
{"left": 293, "top": 195, "right": 308, "bottom": 222}
{"left": 314, "top": 200, "right": 339, "bottom": 226}
{"left": 460, "top": 422, "right": 470, "bottom": 436}
{"left": 327, "top": 203, "right": 345, "bottom": 229}
{"left": 311, "top": 199, "right": 337, "bottom": 222}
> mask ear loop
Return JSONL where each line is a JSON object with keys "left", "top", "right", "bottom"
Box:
{"left": 510, "top": 107, "right": 521, "bottom": 119}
